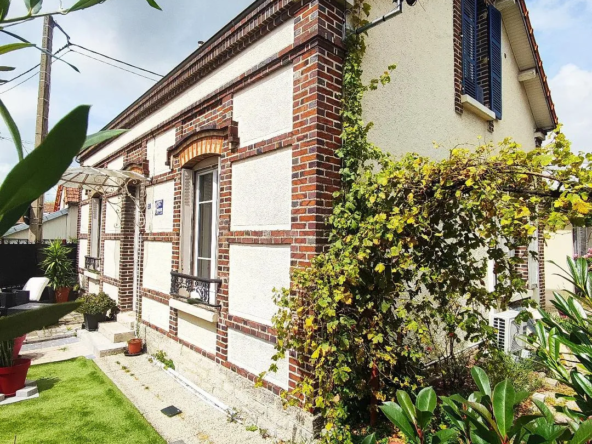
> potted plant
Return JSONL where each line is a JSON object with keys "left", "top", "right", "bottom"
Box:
{"left": 41, "top": 240, "right": 77, "bottom": 303}
{"left": 127, "top": 338, "right": 143, "bottom": 355}
{"left": 76, "top": 292, "right": 117, "bottom": 331}
{"left": 0, "top": 302, "right": 80, "bottom": 396}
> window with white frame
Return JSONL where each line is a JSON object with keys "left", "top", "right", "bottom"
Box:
{"left": 179, "top": 158, "right": 220, "bottom": 305}
{"left": 90, "top": 196, "right": 103, "bottom": 259}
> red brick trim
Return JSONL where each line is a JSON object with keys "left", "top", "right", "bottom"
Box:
{"left": 226, "top": 314, "right": 278, "bottom": 342}
{"left": 453, "top": 0, "right": 463, "bottom": 116}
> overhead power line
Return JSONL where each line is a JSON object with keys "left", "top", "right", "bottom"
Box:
{"left": 0, "top": 47, "right": 71, "bottom": 95}
{"left": 69, "top": 48, "right": 159, "bottom": 82}
{"left": 1, "top": 44, "right": 69, "bottom": 87}
{"left": 71, "top": 43, "right": 164, "bottom": 78}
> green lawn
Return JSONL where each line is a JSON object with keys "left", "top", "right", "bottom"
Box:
{"left": 0, "top": 358, "right": 165, "bottom": 444}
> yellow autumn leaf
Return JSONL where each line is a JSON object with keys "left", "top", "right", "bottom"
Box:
{"left": 375, "top": 263, "right": 385, "bottom": 273}
{"left": 573, "top": 199, "right": 592, "bottom": 215}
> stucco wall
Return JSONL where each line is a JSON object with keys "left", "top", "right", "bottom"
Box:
{"left": 79, "top": 204, "right": 89, "bottom": 235}
{"left": 227, "top": 328, "right": 289, "bottom": 389}
{"left": 88, "top": 279, "right": 100, "bottom": 294}
{"left": 228, "top": 244, "right": 291, "bottom": 325}
{"left": 104, "top": 196, "right": 121, "bottom": 234}
{"left": 141, "top": 297, "right": 169, "bottom": 331}
{"left": 177, "top": 312, "right": 217, "bottom": 354}
{"left": 143, "top": 241, "right": 173, "bottom": 294}
{"left": 142, "top": 326, "right": 318, "bottom": 442}
{"left": 78, "top": 239, "right": 88, "bottom": 269}
{"left": 103, "top": 282, "right": 119, "bottom": 303}
{"left": 147, "top": 129, "right": 176, "bottom": 177}
{"left": 145, "top": 181, "right": 175, "bottom": 233}
{"left": 545, "top": 229, "right": 575, "bottom": 294}
{"left": 233, "top": 66, "right": 294, "bottom": 147}
{"left": 231, "top": 148, "right": 292, "bottom": 231}
{"left": 362, "top": 0, "right": 537, "bottom": 160}
{"left": 83, "top": 20, "right": 295, "bottom": 167}
{"left": 103, "top": 240, "right": 120, "bottom": 279}
{"left": 107, "top": 156, "right": 124, "bottom": 171}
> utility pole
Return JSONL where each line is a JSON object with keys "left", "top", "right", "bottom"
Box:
{"left": 29, "top": 16, "right": 54, "bottom": 243}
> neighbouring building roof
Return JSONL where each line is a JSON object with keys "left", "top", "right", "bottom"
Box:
{"left": 53, "top": 185, "right": 81, "bottom": 212}
{"left": 43, "top": 201, "right": 55, "bottom": 214}
{"left": 3, "top": 208, "right": 69, "bottom": 236}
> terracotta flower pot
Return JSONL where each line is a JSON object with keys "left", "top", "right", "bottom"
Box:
{"left": 12, "top": 335, "right": 26, "bottom": 359}
{"left": 127, "top": 339, "right": 143, "bottom": 355}
{"left": 0, "top": 358, "right": 31, "bottom": 397}
{"left": 55, "top": 287, "right": 71, "bottom": 303}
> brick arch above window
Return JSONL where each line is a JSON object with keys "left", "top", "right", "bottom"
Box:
{"left": 167, "top": 129, "right": 227, "bottom": 169}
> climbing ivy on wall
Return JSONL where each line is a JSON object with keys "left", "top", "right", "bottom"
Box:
{"left": 267, "top": 2, "right": 592, "bottom": 443}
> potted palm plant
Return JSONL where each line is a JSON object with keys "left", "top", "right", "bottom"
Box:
{"left": 0, "top": 302, "right": 80, "bottom": 396}
{"left": 76, "top": 292, "right": 117, "bottom": 331}
{"left": 41, "top": 240, "right": 77, "bottom": 303}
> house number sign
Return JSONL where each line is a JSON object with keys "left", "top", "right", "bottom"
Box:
{"left": 155, "top": 200, "right": 164, "bottom": 216}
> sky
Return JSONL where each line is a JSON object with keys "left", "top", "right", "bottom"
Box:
{"left": 0, "top": 0, "right": 253, "bottom": 200}
{"left": 0, "top": 0, "right": 590, "bottom": 202}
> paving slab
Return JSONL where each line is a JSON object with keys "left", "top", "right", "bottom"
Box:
{"left": 95, "top": 354, "right": 271, "bottom": 444}
{"left": 0, "top": 381, "right": 39, "bottom": 405}
{"left": 23, "top": 337, "right": 91, "bottom": 365}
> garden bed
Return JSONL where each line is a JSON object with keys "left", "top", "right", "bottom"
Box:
{"left": 0, "top": 357, "right": 164, "bottom": 443}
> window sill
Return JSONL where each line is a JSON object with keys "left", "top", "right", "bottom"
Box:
{"left": 169, "top": 298, "right": 218, "bottom": 323}
{"left": 461, "top": 95, "right": 496, "bottom": 121}
{"left": 83, "top": 270, "right": 100, "bottom": 280}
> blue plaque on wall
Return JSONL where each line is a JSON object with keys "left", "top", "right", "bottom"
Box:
{"left": 155, "top": 200, "right": 164, "bottom": 216}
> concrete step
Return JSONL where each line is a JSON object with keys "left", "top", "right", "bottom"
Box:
{"left": 116, "top": 311, "right": 137, "bottom": 330}
{"left": 98, "top": 321, "right": 134, "bottom": 344}
{"left": 78, "top": 329, "right": 127, "bottom": 358}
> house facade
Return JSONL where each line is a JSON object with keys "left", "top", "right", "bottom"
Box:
{"left": 360, "top": 0, "right": 556, "bottom": 308}
{"left": 69, "top": 0, "right": 556, "bottom": 438}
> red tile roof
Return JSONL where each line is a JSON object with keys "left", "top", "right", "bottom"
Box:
{"left": 53, "top": 186, "right": 80, "bottom": 212}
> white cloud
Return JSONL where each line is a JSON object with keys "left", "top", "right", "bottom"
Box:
{"left": 550, "top": 64, "right": 592, "bottom": 152}
{"left": 529, "top": 0, "right": 592, "bottom": 31}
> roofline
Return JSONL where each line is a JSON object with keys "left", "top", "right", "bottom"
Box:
{"left": 517, "top": 0, "right": 558, "bottom": 131}
{"left": 85, "top": 0, "right": 265, "bottom": 150}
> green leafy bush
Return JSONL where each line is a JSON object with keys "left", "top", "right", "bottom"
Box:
{"left": 367, "top": 367, "right": 592, "bottom": 444}
{"left": 526, "top": 257, "right": 592, "bottom": 421}
{"left": 75, "top": 292, "right": 116, "bottom": 316}
{"left": 479, "top": 351, "right": 545, "bottom": 395}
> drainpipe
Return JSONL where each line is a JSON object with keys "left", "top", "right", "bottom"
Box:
{"left": 353, "top": 0, "right": 403, "bottom": 35}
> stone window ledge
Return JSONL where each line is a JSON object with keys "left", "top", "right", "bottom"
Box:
{"left": 461, "top": 94, "right": 496, "bottom": 121}
{"left": 169, "top": 298, "right": 218, "bottom": 323}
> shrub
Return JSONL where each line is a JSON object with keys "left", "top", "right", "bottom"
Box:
{"left": 75, "top": 292, "right": 117, "bottom": 316}
{"left": 479, "top": 351, "right": 544, "bottom": 394}
{"left": 41, "top": 240, "right": 76, "bottom": 289}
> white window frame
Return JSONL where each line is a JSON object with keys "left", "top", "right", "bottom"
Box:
{"left": 191, "top": 165, "right": 219, "bottom": 305}
{"left": 90, "top": 196, "right": 102, "bottom": 260}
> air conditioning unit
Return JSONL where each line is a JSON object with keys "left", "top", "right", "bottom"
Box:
{"left": 491, "top": 310, "right": 531, "bottom": 356}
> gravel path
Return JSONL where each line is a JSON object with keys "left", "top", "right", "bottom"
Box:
{"left": 95, "top": 354, "right": 273, "bottom": 444}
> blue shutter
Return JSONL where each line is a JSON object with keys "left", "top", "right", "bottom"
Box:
{"left": 488, "top": 5, "right": 502, "bottom": 119}
{"left": 462, "top": 0, "right": 478, "bottom": 99}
